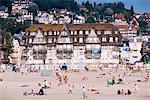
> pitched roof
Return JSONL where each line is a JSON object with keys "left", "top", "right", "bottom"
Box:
{"left": 26, "top": 23, "right": 118, "bottom": 32}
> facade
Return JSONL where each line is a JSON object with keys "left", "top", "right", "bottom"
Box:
{"left": 0, "top": 30, "right": 9, "bottom": 64}
{"left": 12, "top": 0, "right": 30, "bottom": 15}
{"left": 16, "top": 13, "right": 33, "bottom": 24}
{"left": 128, "top": 36, "right": 142, "bottom": 64}
{"left": 10, "top": 38, "right": 21, "bottom": 66}
{"left": 35, "top": 12, "right": 54, "bottom": 24}
{"left": 19, "top": 24, "right": 122, "bottom": 68}
{"left": 113, "top": 14, "right": 139, "bottom": 39}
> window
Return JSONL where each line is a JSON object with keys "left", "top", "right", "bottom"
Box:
{"left": 49, "top": 31, "right": 52, "bottom": 35}
{"left": 29, "top": 38, "right": 32, "bottom": 43}
{"left": 115, "top": 31, "right": 118, "bottom": 34}
{"left": 115, "top": 37, "right": 118, "bottom": 42}
{"left": 57, "top": 31, "right": 60, "bottom": 35}
{"left": 102, "top": 37, "right": 107, "bottom": 42}
{"left": 86, "top": 45, "right": 91, "bottom": 50}
{"left": 109, "top": 37, "right": 113, "bottom": 42}
{"left": 66, "top": 38, "right": 70, "bottom": 42}
{"left": 44, "top": 32, "right": 47, "bottom": 35}
{"left": 53, "top": 38, "right": 56, "bottom": 42}
{"left": 71, "top": 31, "right": 73, "bottom": 35}
{"left": 79, "top": 31, "right": 83, "bottom": 35}
{"left": 30, "top": 32, "right": 36, "bottom": 36}
{"left": 48, "top": 38, "right": 52, "bottom": 43}
{"left": 54, "top": 31, "right": 57, "bottom": 35}
{"left": 74, "top": 31, "right": 77, "bottom": 35}
{"left": 104, "top": 31, "right": 111, "bottom": 34}
{"left": 74, "top": 38, "right": 77, "bottom": 42}
{"left": 79, "top": 38, "right": 83, "bottom": 43}
{"left": 97, "top": 31, "right": 101, "bottom": 34}
{"left": 85, "top": 31, "right": 89, "bottom": 35}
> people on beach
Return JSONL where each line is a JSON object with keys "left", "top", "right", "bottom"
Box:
{"left": 68, "top": 85, "right": 73, "bottom": 94}
{"left": 38, "top": 87, "right": 45, "bottom": 95}
{"left": 82, "top": 86, "right": 87, "bottom": 99}
{"left": 112, "top": 76, "right": 115, "bottom": 85}
{"left": 63, "top": 75, "right": 68, "bottom": 84}
{"left": 134, "top": 84, "right": 139, "bottom": 92}
{"left": 43, "top": 80, "right": 51, "bottom": 89}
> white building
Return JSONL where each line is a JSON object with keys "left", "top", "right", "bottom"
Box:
{"left": 129, "top": 36, "right": 142, "bottom": 64}
{"left": 10, "top": 38, "right": 22, "bottom": 67}
{"left": 18, "top": 24, "right": 122, "bottom": 68}
{"left": 73, "top": 15, "right": 85, "bottom": 24}
{"left": 12, "top": 0, "right": 30, "bottom": 15}
{"left": 36, "top": 11, "right": 54, "bottom": 24}
{"left": 16, "top": 13, "right": 33, "bottom": 24}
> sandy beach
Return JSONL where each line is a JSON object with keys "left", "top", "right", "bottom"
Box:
{"left": 0, "top": 68, "right": 150, "bottom": 100}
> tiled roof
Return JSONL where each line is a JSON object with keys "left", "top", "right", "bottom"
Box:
{"left": 115, "top": 25, "right": 129, "bottom": 30}
{"left": 26, "top": 23, "right": 118, "bottom": 32}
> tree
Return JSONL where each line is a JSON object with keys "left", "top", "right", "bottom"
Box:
{"left": 6, "top": 32, "right": 13, "bottom": 54}
{"left": 27, "top": 3, "right": 39, "bottom": 23}
{"left": 0, "top": 18, "right": 30, "bottom": 35}
{"left": 86, "top": 16, "right": 96, "bottom": 23}
{"left": 84, "top": 1, "right": 93, "bottom": 11}
{"left": 130, "top": 5, "right": 134, "bottom": 15}
{"left": 93, "top": 2, "right": 96, "bottom": 8}
{"left": 104, "top": 8, "right": 114, "bottom": 16}
{"left": 27, "top": 3, "right": 39, "bottom": 16}
{"left": 0, "top": 0, "right": 12, "bottom": 14}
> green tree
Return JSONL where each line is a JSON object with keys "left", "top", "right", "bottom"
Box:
{"left": 0, "top": 0, "right": 12, "bottom": 14}
{"left": 104, "top": 8, "right": 114, "bottom": 16}
{"left": 27, "top": 3, "right": 39, "bottom": 16}
{"left": 6, "top": 32, "right": 13, "bottom": 54}
{"left": 130, "top": 5, "right": 134, "bottom": 15}
{"left": 86, "top": 16, "right": 96, "bottom": 23}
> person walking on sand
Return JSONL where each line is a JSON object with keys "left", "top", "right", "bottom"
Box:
{"left": 134, "top": 84, "right": 139, "bottom": 92}
{"left": 82, "top": 86, "right": 87, "bottom": 99}
{"left": 112, "top": 76, "right": 115, "bottom": 85}
{"left": 68, "top": 85, "right": 73, "bottom": 94}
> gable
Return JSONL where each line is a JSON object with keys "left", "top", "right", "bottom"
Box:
{"left": 33, "top": 30, "right": 46, "bottom": 44}
{"left": 86, "top": 28, "right": 100, "bottom": 43}
{"left": 57, "top": 24, "right": 72, "bottom": 43}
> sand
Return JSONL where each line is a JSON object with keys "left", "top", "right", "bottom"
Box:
{"left": 0, "top": 68, "right": 150, "bottom": 100}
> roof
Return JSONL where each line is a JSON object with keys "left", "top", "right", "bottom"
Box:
{"left": 115, "top": 25, "right": 129, "bottom": 30}
{"left": 26, "top": 23, "right": 118, "bottom": 32}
